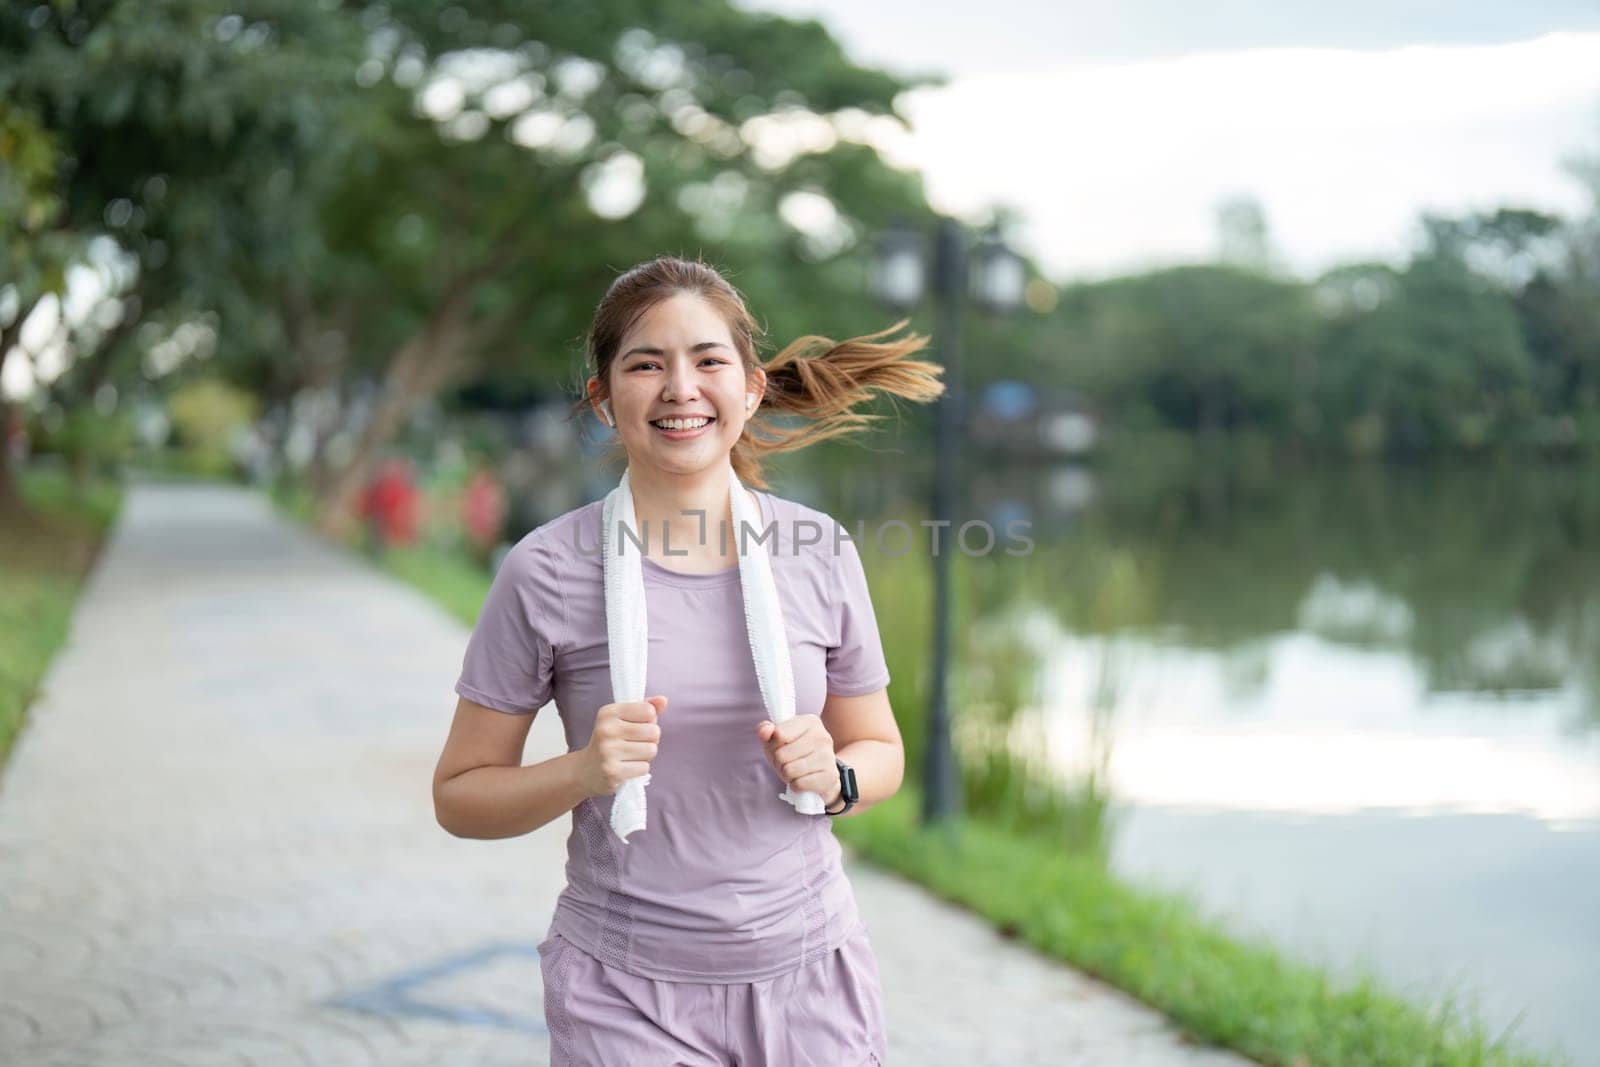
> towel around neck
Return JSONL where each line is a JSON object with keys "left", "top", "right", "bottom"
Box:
{"left": 601, "top": 468, "right": 826, "bottom": 842}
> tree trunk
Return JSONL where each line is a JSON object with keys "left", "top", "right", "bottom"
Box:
{"left": 311, "top": 300, "right": 477, "bottom": 539}
{"left": 267, "top": 287, "right": 351, "bottom": 492}
{"left": 29, "top": 296, "right": 144, "bottom": 490}
{"left": 0, "top": 294, "right": 44, "bottom": 516}
{"left": 305, "top": 246, "right": 518, "bottom": 539}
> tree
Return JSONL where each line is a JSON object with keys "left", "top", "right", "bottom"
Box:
{"left": 0, "top": 0, "right": 369, "bottom": 480}
{"left": 1318, "top": 253, "right": 1534, "bottom": 452}
{"left": 0, "top": 100, "right": 73, "bottom": 509}
{"left": 1059, "top": 265, "right": 1319, "bottom": 440}
{"left": 1214, "top": 193, "right": 1275, "bottom": 274}
{"left": 269, "top": 1, "right": 943, "bottom": 534}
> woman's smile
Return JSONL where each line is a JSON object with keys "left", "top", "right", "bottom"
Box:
{"left": 650, "top": 416, "right": 716, "bottom": 441}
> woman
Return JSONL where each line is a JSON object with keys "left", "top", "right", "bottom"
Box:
{"left": 433, "top": 255, "right": 944, "bottom": 1065}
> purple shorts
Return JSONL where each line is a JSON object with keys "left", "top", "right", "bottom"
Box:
{"left": 537, "top": 921, "right": 888, "bottom": 1066}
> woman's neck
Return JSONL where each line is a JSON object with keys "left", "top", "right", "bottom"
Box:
{"left": 626, "top": 465, "right": 755, "bottom": 560}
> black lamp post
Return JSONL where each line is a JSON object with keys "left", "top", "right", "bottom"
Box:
{"left": 870, "top": 216, "right": 1026, "bottom": 827}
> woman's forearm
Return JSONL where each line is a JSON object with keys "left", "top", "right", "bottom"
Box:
{"left": 831, "top": 738, "right": 904, "bottom": 817}
{"left": 437, "top": 737, "right": 902, "bottom": 836}
{"left": 435, "top": 750, "right": 592, "bottom": 840}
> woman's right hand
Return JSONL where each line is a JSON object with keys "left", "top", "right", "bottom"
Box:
{"left": 577, "top": 695, "right": 667, "bottom": 797}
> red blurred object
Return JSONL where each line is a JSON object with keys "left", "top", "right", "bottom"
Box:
{"left": 358, "top": 458, "right": 419, "bottom": 547}
{"left": 462, "top": 468, "right": 506, "bottom": 554}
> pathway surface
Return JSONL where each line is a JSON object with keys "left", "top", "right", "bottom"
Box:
{"left": 0, "top": 483, "right": 1254, "bottom": 1066}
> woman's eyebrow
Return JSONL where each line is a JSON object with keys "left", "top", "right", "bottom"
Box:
{"left": 621, "top": 341, "right": 732, "bottom": 359}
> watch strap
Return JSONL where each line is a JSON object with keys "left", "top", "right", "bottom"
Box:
{"left": 825, "top": 758, "right": 858, "bottom": 816}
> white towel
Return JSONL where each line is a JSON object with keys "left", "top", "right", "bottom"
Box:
{"left": 603, "top": 468, "right": 825, "bottom": 843}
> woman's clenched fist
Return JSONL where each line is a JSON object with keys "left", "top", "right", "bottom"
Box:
{"left": 577, "top": 695, "right": 667, "bottom": 797}
{"left": 756, "top": 714, "right": 841, "bottom": 805}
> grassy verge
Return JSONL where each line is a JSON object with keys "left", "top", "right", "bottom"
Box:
{"left": 275, "top": 481, "right": 1566, "bottom": 1067}
{"left": 0, "top": 467, "right": 123, "bottom": 767}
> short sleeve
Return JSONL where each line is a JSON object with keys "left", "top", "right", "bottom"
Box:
{"left": 454, "top": 534, "right": 561, "bottom": 715}
{"left": 825, "top": 527, "right": 891, "bottom": 696}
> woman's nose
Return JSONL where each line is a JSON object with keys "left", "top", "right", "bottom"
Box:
{"left": 663, "top": 364, "right": 700, "bottom": 401}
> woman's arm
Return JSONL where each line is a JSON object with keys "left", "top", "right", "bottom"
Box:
{"left": 819, "top": 688, "right": 903, "bottom": 817}
{"left": 433, "top": 696, "right": 590, "bottom": 839}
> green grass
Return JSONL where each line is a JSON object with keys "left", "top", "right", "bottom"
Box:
{"left": 273, "top": 478, "right": 1569, "bottom": 1067}
{"left": 0, "top": 467, "right": 123, "bottom": 767}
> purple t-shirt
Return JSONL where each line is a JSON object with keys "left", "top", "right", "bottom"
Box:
{"left": 454, "top": 489, "right": 891, "bottom": 982}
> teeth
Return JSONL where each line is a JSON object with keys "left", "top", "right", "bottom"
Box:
{"left": 653, "top": 418, "right": 710, "bottom": 430}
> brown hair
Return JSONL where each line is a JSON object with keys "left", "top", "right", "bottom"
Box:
{"left": 567, "top": 255, "right": 946, "bottom": 489}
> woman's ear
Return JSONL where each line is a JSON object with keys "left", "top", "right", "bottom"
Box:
{"left": 586, "top": 377, "right": 609, "bottom": 426}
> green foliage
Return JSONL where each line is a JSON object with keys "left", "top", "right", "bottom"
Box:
{"left": 1040, "top": 226, "right": 1594, "bottom": 456}
{"left": 165, "top": 377, "right": 257, "bottom": 477}
{"left": 857, "top": 522, "right": 1118, "bottom": 855}
{"left": 1317, "top": 254, "right": 1535, "bottom": 453}
{"left": 0, "top": 0, "right": 956, "bottom": 521}
{"left": 3, "top": 1, "right": 358, "bottom": 332}
{"left": 860, "top": 542, "right": 934, "bottom": 781}
{"left": 0, "top": 100, "right": 71, "bottom": 298}
{"left": 1060, "top": 265, "right": 1322, "bottom": 440}
{"left": 32, "top": 407, "right": 138, "bottom": 477}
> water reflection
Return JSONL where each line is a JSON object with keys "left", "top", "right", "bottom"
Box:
{"left": 958, "top": 455, "right": 1600, "bottom": 730}
{"left": 787, "top": 443, "right": 1600, "bottom": 1062}
{"left": 1033, "top": 627, "right": 1600, "bottom": 825}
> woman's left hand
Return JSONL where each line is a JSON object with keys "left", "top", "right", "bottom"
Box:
{"left": 756, "top": 715, "right": 841, "bottom": 805}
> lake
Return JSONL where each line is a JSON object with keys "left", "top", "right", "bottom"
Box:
{"left": 801, "top": 447, "right": 1599, "bottom": 1065}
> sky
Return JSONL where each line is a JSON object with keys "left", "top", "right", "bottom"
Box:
{"left": 736, "top": 0, "right": 1600, "bottom": 280}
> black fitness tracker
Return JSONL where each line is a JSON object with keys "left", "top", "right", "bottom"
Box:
{"left": 824, "top": 759, "right": 858, "bottom": 816}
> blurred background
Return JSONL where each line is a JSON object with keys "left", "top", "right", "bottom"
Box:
{"left": 3, "top": 2, "right": 1598, "bottom": 1064}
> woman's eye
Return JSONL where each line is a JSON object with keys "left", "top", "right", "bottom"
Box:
{"left": 630, "top": 358, "right": 726, "bottom": 370}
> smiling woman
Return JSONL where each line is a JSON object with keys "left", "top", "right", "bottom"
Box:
{"left": 433, "top": 254, "right": 947, "bottom": 1065}
{"left": 577, "top": 256, "right": 946, "bottom": 491}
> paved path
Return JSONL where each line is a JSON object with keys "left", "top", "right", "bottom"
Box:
{"left": 0, "top": 483, "right": 1254, "bottom": 1066}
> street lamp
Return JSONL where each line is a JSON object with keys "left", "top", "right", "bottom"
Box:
{"left": 869, "top": 216, "right": 1026, "bottom": 828}
{"left": 970, "top": 228, "right": 1027, "bottom": 315}
{"left": 869, "top": 226, "right": 926, "bottom": 312}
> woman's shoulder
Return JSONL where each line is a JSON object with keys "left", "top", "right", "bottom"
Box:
{"left": 763, "top": 489, "right": 842, "bottom": 529}
{"left": 503, "top": 498, "right": 605, "bottom": 570}
{"left": 760, "top": 491, "right": 865, "bottom": 570}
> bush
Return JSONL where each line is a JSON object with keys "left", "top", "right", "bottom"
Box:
{"left": 165, "top": 378, "right": 257, "bottom": 477}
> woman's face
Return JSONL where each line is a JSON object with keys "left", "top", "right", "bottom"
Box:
{"left": 594, "top": 292, "right": 764, "bottom": 479}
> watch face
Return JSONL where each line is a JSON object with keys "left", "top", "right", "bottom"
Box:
{"left": 839, "top": 762, "right": 859, "bottom": 802}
